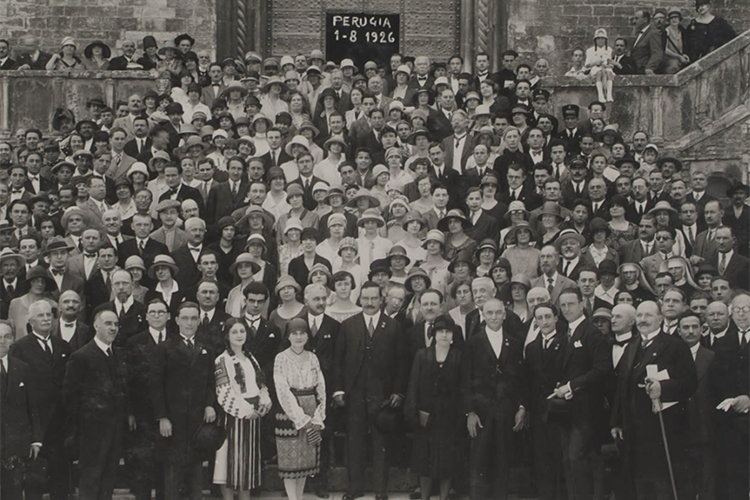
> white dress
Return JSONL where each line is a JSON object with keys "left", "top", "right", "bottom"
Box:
{"left": 585, "top": 46, "right": 613, "bottom": 75}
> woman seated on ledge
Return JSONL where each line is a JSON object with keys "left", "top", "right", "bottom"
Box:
{"left": 45, "top": 37, "right": 82, "bottom": 71}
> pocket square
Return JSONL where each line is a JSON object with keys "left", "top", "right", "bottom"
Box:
{"left": 574, "top": 340, "right": 583, "bottom": 348}
{"left": 19, "top": 382, "right": 24, "bottom": 387}
{"left": 201, "top": 349, "right": 207, "bottom": 354}
{"left": 269, "top": 333, "right": 275, "bottom": 338}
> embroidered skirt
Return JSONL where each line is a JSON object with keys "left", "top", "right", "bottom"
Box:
{"left": 214, "top": 401, "right": 262, "bottom": 490}
{"left": 274, "top": 387, "right": 320, "bottom": 479}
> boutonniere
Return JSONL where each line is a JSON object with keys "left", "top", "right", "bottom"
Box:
{"left": 61, "top": 353, "right": 67, "bottom": 358}
{"left": 554, "top": 344, "right": 560, "bottom": 351}
{"left": 242, "top": 194, "right": 251, "bottom": 204}
{"left": 574, "top": 340, "right": 583, "bottom": 348}
{"left": 201, "top": 349, "right": 207, "bottom": 354}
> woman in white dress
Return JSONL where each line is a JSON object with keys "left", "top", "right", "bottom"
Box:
{"left": 274, "top": 318, "right": 326, "bottom": 500}
{"left": 214, "top": 319, "right": 272, "bottom": 499}
{"left": 585, "top": 28, "right": 616, "bottom": 102}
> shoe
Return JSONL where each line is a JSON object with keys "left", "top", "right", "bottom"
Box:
{"left": 341, "top": 493, "right": 364, "bottom": 500}
{"left": 376, "top": 495, "right": 389, "bottom": 500}
{"left": 314, "top": 487, "right": 330, "bottom": 498}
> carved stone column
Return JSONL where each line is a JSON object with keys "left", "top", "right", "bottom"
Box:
{"left": 460, "top": 0, "right": 475, "bottom": 73}
{"left": 0, "top": 75, "right": 8, "bottom": 138}
{"left": 650, "top": 86, "right": 664, "bottom": 145}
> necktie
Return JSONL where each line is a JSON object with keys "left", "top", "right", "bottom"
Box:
{"left": 741, "top": 330, "right": 749, "bottom": 349}
{"left": 547, "top": 277, "right": 554, "bottom": 294}
{"left": 231, "top": 182, "right": 238, "bottom": 196}
{"left": 310, "top": 317, "right": 318, "bottom": 337}
{"left": 84, "top": 252, "right": 96, "bottom": 259}
{"left": 77, "top": 239, "right": 83, "bottom": 253}
{"left": 368, "top": 317, "right": 375, "bottom": 337}
{"left": 271, "top": 150, "right": 277, "bottom": 166}
{"left": 686, "top": 227, "right": 694, "bottom": 246}
{"left": 709, "top": 229, "right": 715, "bottom": 241}
{"left": 6, "top": 284, "right": 13, "bottom": 295}
{"left": 41, "top": 338, "right": 52, "bottom": 358}
{"left": 304, "top": 178, "right": 310, "bottom": 190}
{"left": 720, "top": 252, "right": 727, "bottom": 274}
{"left": 477, "top": 168, "right": 484, "bottom": 179}
{"left": 438, "top": 210, "right": 445, "bottom": 220}
{"left": 138, "top": 139, "right": 144, "bottom": 153}
{"left": 115, "top": 153, "right": 121, "bottom": 165}
{"left": 563, "top": 260, "right": 571, "bottom": 276}
{"left": 638, "top": 203, "right": 644, "bottom": 215}
{"left": 585, "top": 298, "right": 593, "bottom": 316}
{"left": 139, "top": 240, "right": 145, "bottom": 253}
{"left": 593, "top": 202, "right": 599, "bottom": 213}
{"left": 202, "top": 313, "right": 209, "bottom": 327}
{"left": 186, "top": 339, "right": 195, "bottom": 350}
{"left": 455, "top": 136, "right": 462, "bottom": 149}
{"left": 567, "top": 327, "right": 573, "bottom": 339}
{"left": 203, "top": 181, "right": 209, "bottom": 199}
{"left": 105, "top": 272, "right": 112, "bottom": 291}
{"left": 158, "top": 331, "right": 164, "bottom": 343}
{"left": 543, "top": 336, "right": 553, "bottom": 350}
{"left": 105, "top": 347, "right": 112, "bottom": 357}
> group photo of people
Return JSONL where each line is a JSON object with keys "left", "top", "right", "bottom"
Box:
{"left": 0, "top": 2, "right": 748, "bottom": 500}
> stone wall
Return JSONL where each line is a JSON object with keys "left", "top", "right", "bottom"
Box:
{"left": 0, "top": 0, "right": 216, "bottom": 59}
{"left": 506, "top": 0, "right": 750, "bottom": 73}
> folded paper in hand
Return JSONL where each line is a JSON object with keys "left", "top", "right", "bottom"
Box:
{"left": 646, "top": 365, "right": 676, "bottom": 412}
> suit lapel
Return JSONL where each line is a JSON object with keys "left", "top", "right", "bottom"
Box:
{"left": 633, "top": 332, "right": 668, "bottom": 378}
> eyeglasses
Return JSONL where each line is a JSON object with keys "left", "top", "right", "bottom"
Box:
{"left": 148, "top": 310, "right": 168, "bottom": 316}
{"left": 733, "top": 306, "right": 750, "bottom": 314}
{"left": 654, "top": 235, "right": 673, "bottom": 241}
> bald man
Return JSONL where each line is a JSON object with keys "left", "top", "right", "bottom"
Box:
{"left": 10, "top": 300, "right": 73, "bottom": 500}
{"left": 611, "top": 301, "right": 696, "bottom": 500}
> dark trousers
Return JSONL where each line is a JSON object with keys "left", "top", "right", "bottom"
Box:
{"left": 127, "top": 418, "right": 164, "bottom": 500}
{"left": 345, "top": 392, "right": 389, "bottom": 495}
{"left": 531, "top": 414, "right": 563, "bottom": 500}
{"left": 164, "top": 460, "right": 203, "bottom": 500}
{"left": 559, "top": 421, "right": 595, "bottom": 500}
{"left": 715, "top": 427, "right": 748, "bottom": 500}
{"left": 469, "top": 411, "right": 511, "bottom": 500}
{"left": 1, "top": 465, "right": 24, "bottom": 500}
{"left": 687, "top": 442, "right": 715, "bottom": 500}
{"left": 78, "top": 418, "right": 124, "bottom": 500}
{"left": 25, "top": 423, "right": 70, "bottom": 500}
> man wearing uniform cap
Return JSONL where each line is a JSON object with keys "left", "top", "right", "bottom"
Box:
{"left": 557, "top": 104, "right": 583, "bottom": 155}
{"left": 531, "top": 89, "right": 550, "bottom": 124}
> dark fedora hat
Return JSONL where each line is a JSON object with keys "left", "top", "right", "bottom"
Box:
{"left": 374, "top": 405, "right": 405, "bottom": 435}
{"left": 192, "top": 422, "right": 226, "bottom": 458}
{"left": 727, "top": 182, "right": 750, "bottom": 197}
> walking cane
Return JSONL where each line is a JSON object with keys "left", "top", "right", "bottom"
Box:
{"left": 654, "top": 396, "right": 679, "bottom": 500}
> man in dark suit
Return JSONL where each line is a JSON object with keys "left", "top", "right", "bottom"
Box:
{"left": 630, "top": 10, "right": 664, "bottom": 74}
{"left": 678, "top": 311, "right": 716, "bottom": 500}
{"left": 612, "top": 37, "right": 637, "bottom": 75}
{"left": 171, "top": 217, "right": 206, "bottom": 291}
{"left": 0, "top": 39, "right": 16, "bottom": 70}
{"left": 428, "top": 148, "right": 462, "bottom": 209}
{"left": 710, "top": 226, "right": 750, "bottom": 290}
{"left": 711, "top": 292, "right": 750, "bottom": 500}
{"left": 63, "top": 308, "right": 128, "bottom": 500}
{"left": 464, "top": 188, "right": 501, "bottom": 242}
{"left": 619, "top": 214, "right": 658, "bottom": 264}
{"left": 8, "top": 301, "right": 71, "bottom": 500}
{"left": 289, "top": 155, "right": 325, "bottom": 211}
{"left": 52, "top": 290, "right": 93, "bottom": 352}
{"left": 101, "top": 269, "right": 148, "bottom": 347}
{"left": 284, "top": 283, "right": 341, "bottom": 497}
{"left": 126, "top": 298, "right": 170, "bottom": 500}
{"left": 686, "top": 170, "right": 715, "bottom": 227}
{"left": 117, "top": 213, "right": 169, "bottom": 269}
{"left": 408, "top": 56, "right": 435, "bottom": 90}
{"left": 610, "top": 301, "right": 697, "bottom": 500}
{"left": 240, "top": 282, "right": 282, "bottom": 375}
{"left": 587, "top": 179, "right": 611, "bottom": 221}
{"left": 150, "top": 302, "right": 216, "bottom": 500}
{"left": 440, "top": 113, "right": 473, "bottom": 174}
{"left": 497, "top": 164, "right": 543, "bottom": 210}
{"left": 158, "top": 164, "right": 205, "bottom": 219}
{"left": 194, "top": 280, "right": 230, "bottom": 357}
{"left": 12, "top": 35, "right": 52, "bottom": 70}
{"left": 122, "top": 117, "right": 152, "bottom": 160}
{"left": 259, "top": 128, "right": 293, "bottom": 170}
{"left": 83, "top": 244, "right": 119, "bottom": 319}
{"left": 0, "top": 320, "right": 42, "bottom": 500}
{"left": 0, "top": 248, "right": 28, "bottom": 319}
{"left": 405, "top": 289, "right": 449, "bottom": 365}
{"left": 333, "top": 282, "right": 408, "bottom": 500}
{"left": 106, "top": 40, "right": 140, "bottom": 71}
{"left": 463, "top": 298, "right": 527, "bottom": 500}
{"left": 525, "top": 303, "right": 566, "bottom": 500}
{"left": 205, "top": 163, "right": 250, "bottom": 225}
{"left": 548, "top": 288, "right": 610, "bottom": 500}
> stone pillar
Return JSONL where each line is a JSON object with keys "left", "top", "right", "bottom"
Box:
{"left": 0, "top": 75, "right": 8, "bottom": 138}
{"left": 650, "top": 86, "right": 664, "bottom": 145}
{"left": 460, "top": 0, "right": 475, "bottom": 73}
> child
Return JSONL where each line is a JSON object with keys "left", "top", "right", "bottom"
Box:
{"left": 585, "top": 28, "right": 616, "bottom": 102}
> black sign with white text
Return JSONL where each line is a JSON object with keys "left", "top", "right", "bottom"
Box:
{"left": 325, "top": 13, "right": 400, "bottom": 70}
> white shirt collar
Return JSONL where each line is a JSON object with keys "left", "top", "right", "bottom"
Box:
{"left": 0, "top": 355, "right": 7, "bottom": 370}
{"left": 308, "top": 312, "right": 323, "bottom": 325}
{"left": 690, "top": 343, "right": 700, "bottom": 359}
{"left": 115, "top": 295, "right": 134, "bottom": 315}
{"left": 615, "top": 331, "right": 633, "bottom": 343}
{"left": 149, "top": 327, "right": 166, "bottom": 343}
{"left": 363, "top": 311, "right": 382, "bottom": 326}
{"left": 640, "top": 328, "right": 660, "bottom": 343}
{"left": 568, "top": 315, "right": 585, "bottom": 334}
{"left": 200, "top": 308, "right": 215, "bottom": 322}
{"left": 93, "top": 337, "right": 111, "bottom": 354}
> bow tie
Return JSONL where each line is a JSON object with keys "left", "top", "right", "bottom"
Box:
{"left": 29, "top": 176, "right": 38, "bottom": 181}
{"left": 84, "top": 253, "right": 96, "bottom": 258}
{"left": 189, "top": 246, "right": 201, "bottom": 252}
{"left": 63, "top": 322, "right": 75, "bottom": 328}
{"left": 51, "top": 269, "right": 64, "bottom": 276}
{"left": 12, "top": 189, "right": 22, "bottom": 194}
{"left": 170, "top": 188, "right": 178, "bottom": 195}
{"left": 614, "top": 338, "right": 631, "bottom": 347}
{"left": 246, "top": 316, "right": 261, "bottom": 323}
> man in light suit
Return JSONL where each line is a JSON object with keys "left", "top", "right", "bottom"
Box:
{"left": 106, "top": 128, "right": 137, "bottom": 181}
{"left": 112, "top": 94, "right": 145, "bottom": 139}
{"left": 610, "top": 301, "right": 697, "bottom": 500}
{"left": 333, "top": 282, "right": 408, "bottom": 500}
{"left": 691, "top": 200, "right": 723, "bottom": 263}
{"left": 620, "top": 214, "right": 658, "bottom": 264}
{"left": 532, "top": 245, "right": 577, "bottom": 304}
{"left": 630, "top": 10, "right": 664, "bottom": 74}
{"left": 640, "top": 226, "right": 678, "bottom": 287}
{"left": 200, "top": 63, "right": 226, "bottom": 108}
{"left": 709, "top": 226, "right": 750, "bottom": 290}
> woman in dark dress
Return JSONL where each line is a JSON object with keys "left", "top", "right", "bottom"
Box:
{"left": 686, "top": 0, "right": 737, "bottom": 63}
{"left": 405, "top": 315, "right": 464, "bottom": 500}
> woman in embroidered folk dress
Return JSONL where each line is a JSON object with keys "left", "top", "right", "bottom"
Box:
{"left": 214, "top": 318, "right": 272, "bottom": 500}
{"left": 274, "top": 318, "right": 326, "bottom": 500}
